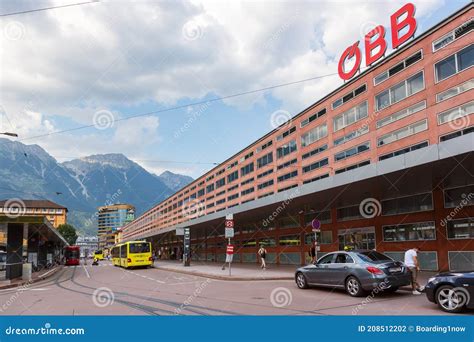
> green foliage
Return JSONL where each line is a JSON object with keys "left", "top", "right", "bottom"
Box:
{"left": 57, "top": 223, "right": 78, "bottom": 245}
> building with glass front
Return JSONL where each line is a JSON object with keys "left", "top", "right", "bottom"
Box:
{"left": 122, "top": 3, "right": 474, "bottom": 271}
{"left": 97, "top": 204, "right": 135, "bottom": 248}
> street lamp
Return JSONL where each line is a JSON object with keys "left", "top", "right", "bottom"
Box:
{"left": 1, "top": 132, "right": 18, "bottom": 137}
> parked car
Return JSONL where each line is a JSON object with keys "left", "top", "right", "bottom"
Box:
{"left": 295, "top": 250, "right": 411, "bottom": 297}
{"left": 0, "top": 251, "right": 5, "bottom": 271}
{"left": 425, "top": 271, "right": 474, "bottom": 313}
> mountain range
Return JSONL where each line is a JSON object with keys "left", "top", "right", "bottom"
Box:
{"left": 0, "top": 138, "right": 193, "bottom": 235}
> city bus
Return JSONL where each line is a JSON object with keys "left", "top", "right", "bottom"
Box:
{"left": 94, "top": 250, "right": 104, "bottom": 260}
{"left": 110, "top": 241, "right": 152, "bottom": 268}
{"left": 64, "top": 246, "right": 80, "bottom": 266}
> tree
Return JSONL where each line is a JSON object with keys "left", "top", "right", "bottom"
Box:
{"left": 57, "top": 224, "right": 78, "bottom": 245}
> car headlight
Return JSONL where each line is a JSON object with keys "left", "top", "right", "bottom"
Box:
{"left": 428, "top": 277, "right": 436, "bottom": 283}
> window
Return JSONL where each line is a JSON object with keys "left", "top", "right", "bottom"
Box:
{"left": 335, "top": 160, "right": 370, "bottom": 174}
{"left": 317, "top": 254, "right": 334, "bottom": 264}
{"left": 375, "top": 71, "right": 424, "bottom": 111}
{"left": 333, "top": 101, "right": 368, "bottom": 132}
{"left": 226, "top": 161, "right": 238, "bottom": 170}
{"left": 206, "top": 184, "right": 214, "bottom": 193}
{"left": 435, "top": 44, "right": 474, "bottom": 82}
{"left": 335, "top": 253, "right": 354, "bottom": 263}
{"left": 446, "top": 218, "right": 474, "bottom": 239}
{"left": 257, "top": 152, "right": 273, "bottom": 168}
{"left": 277, "top": 158, "right": 297, "bottom": 170}
{"left": 228, "top": 193, "right": 239, "bottom": 201}
{"left": 276, "top": 140, "right": 297, "bottom": 158}
{"left": 444, "top": 185, "right": 474, "bottom": 208}
{"left": 304, "top": 211, "right": 331, "bottom": 225}
{"left": 436, "top": 79, "right": 474, "bottom": 103}
{"left": 332, "top": 84, "right": 367, "bottom": 109}
{"left": 300, "top": 108, "right": 327, "bottom": 128}
{"left": 215, "top": 168, "right": 225, "bottom": 176}
{"left": 333, "top": 125, "right": 369, "bottom": 146}
{"left": 206, "top": 175, "right": 214, "bottom": 181}
{"left": 336, "top": 205, "right": 363, "bottom": 221}
{"left": 216, "top": 198, "right": 225, "bottom": 205}
{"left": 376, "top": 100, "right": 426, "bottom": 128}
{"left": 258, "top": 192, "right": 274, "bottom": 199}
{"left": 279, "top": 234, "right": 301, "bottom": 246}
{"left": 305, "top": 231, "right": 333, "bottom": 245}
{"left": 381, "top": 193, "right": 433, "bottom": 215}
{"left": 258, "top": 179, "right": 274, "bottom": 190}
{"left": 374, "top": 50, "right": 423, "bottom": 86}
{"left": 302, "top": 144, "right": 327, "bottom": 160}
{"left": 437, "top": 101, "right": 474, "bottom": 125}
{"left": 259, "top": 238, "right": 276, "bottom": 247}
{"left": 301, "top": 123, "right": 328, "bottom": 147}
{"left": 215, "top": 177, "right": 225, "bottom": 188}
{"left": 277, "top": 170, "right": 298, "bottom": 182}
{"left": 240, "top": 162, "right": 254, "bottom": 177}
{"left": 377, "top": 119, "right": 427, "bottom": 146}
{"left": 240, "top": 177, "right": 254, "bottom": 186}
{"left": 302, "top": 173, "right": 329, "bottom": 184}
{"left": 440, "top": 126, "right": 474, "bottom": 142}
{"left": 379, "top": 141, "right": 428, "bottom": 161}
{"left": 276, "top": 126, "right": 296, "bottom": 141}
{"left": 227, "top": 170, "right": 238, "bottom": 183}
{"left": 383, "top": 222, "right": 436, "bottom": 241}
{"left": 215, "top": 190, "right": 225, "bottom": 197}
{"left": 278, "top": 184, "right": 298, "bottom": 192}
{"left": 432, "top": 18, "right": 474, "bottom": 52}
{"left": 334, "top": 141, "right": 370, "bottom": 162}
{"left": 302, "top": 157, "right": 329, "bottom": 174}
{"left": 241, "top": 187, "right": 255, "bottom": 196}
{"left": 256, "top": 140, "right": 273, "bottom": 153}
{"left": 228, "top": 184, "right": 238, "bottom": 192}
{"left": 257, "top": 169, "right": 274, "bottom": 179}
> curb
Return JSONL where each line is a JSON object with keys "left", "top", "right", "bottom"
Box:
{"left": 0, "top": 265, "right": 63, "bottom": 290}
{"left": 154, "top": 266, "right": 294, "bottom": 281}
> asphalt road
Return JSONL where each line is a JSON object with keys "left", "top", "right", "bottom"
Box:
{"left": 0, "top": 261, "right": 466, "bottom": 316}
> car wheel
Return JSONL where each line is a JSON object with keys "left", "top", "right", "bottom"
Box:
{"left": 436, "top": 285, "right": 466, "bottom": 313}
{"left": 345, "top": 276, "right": 365, "bottom": 297}
{"left": 296, "top": 272, "right": 308, "bottom": 289}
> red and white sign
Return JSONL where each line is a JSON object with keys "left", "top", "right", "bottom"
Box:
{"left": 225, "top": 220, "right": 234, "bottom": 228}
{"left": 226, "top": 245, "right": 234, "bottom": 255}
{"left": 338, "top": 3, "right": 417, "bottom": 80}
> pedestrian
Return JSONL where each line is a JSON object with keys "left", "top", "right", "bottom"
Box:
{"left": 309, "top": 241, "right": 317, "bottom": 263}
{"left": 258, "top": 244, "right": 267, "bottom": 269}
{"left": 404, "top": 247, "right": 423, "bottom": 295}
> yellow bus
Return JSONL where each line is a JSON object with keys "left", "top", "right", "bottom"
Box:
{"left": 110, "top": 241, "right": 153, "bottom": 268}
{"left": 94, "top": 250, "right": 104, "bottom": 260}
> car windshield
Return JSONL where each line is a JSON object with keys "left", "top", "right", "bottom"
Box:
{"left": 356, "top": 251, "right": 392, "bottom": 262}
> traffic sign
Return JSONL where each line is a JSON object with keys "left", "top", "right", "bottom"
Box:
{"left": 225, "top": 220, "right": 234, "bottom": 228}
{"left": 225, "top": 254, "right": 233, "bottom": 263}
{"left": 226, "top": 244, "right": 234, "bottom": 255}
{"left": 225, "top": 213, "right": 233, "bottom": 220}
{"left": 176, "top": 227, "right": 184, "bottom": 236}
{"left": 225, "top": 227, "right": 234, "bottom": 238}
{"left": 311, "top": 219, "right": 321, "bottom": 231}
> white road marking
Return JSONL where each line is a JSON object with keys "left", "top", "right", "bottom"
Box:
{"left": 82, "top": 265, "right": 90, "bottom": 279}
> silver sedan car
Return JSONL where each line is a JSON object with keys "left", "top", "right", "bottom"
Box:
{"left": 295, "top": 250, "right": 412, "bottom": 297}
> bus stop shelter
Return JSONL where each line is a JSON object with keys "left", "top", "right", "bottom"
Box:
{"left": 0, "top": 216, "right": 68, "bottom": 281}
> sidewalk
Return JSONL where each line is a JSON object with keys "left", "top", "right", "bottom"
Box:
{"left": 154, "top": 260, "right": 296, "bottom": 280}
{"left": 154, "top": 260, "right": 438, "bottom": 288}
{"left": 0, "top": 265, "right": 63, "bottom": 290}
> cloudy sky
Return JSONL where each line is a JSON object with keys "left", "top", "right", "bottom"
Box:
{"left": 0, "top": 0, "right": 468, "bottom": 178}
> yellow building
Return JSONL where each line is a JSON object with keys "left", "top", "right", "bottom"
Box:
{"left": 0, "top": 200, "right": 67, "bottom": 228}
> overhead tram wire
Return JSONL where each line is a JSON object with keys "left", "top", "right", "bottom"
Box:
{"left": 0, "top": 1, "right": 100, "bottom": 17}
{"left": 18, "top": 71, "right": 341, "bottom": 142}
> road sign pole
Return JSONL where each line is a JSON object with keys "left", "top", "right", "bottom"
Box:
{"left": 228, "top": 237, "right": 231, "bottom": 276}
